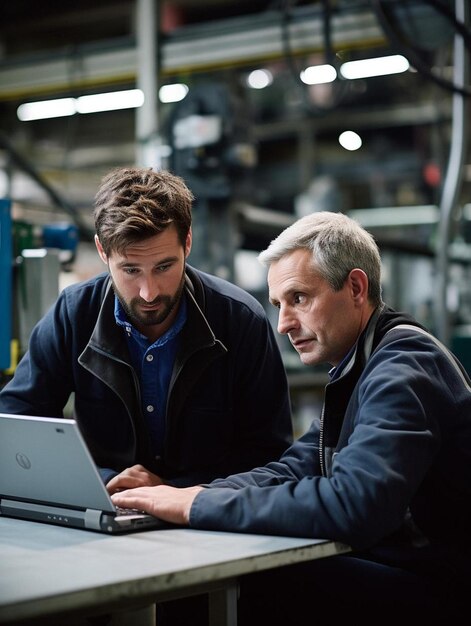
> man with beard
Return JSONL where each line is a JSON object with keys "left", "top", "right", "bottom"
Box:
{"left": 0, "top": 167, "right": 293, "bottom": 493}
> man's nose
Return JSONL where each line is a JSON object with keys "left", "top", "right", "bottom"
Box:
{"left": 139, "top": 276, "right": 160, "bottom": 302}
{"left": 277, "top": 307, "right": 298, "bottom": 335}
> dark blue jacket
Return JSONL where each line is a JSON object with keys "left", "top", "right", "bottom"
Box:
{"left": 190, "top": 306, "right": 471, "bottom": 561}
{"left": 0, "top": 266, "right": 293, "bottom": 486}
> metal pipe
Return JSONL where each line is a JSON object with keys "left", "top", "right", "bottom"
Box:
{"left": 135, "top": 0, "right": 162, "bottom": 168}
{"left": 434, "top": 0, "right": 469, "bottom": 345}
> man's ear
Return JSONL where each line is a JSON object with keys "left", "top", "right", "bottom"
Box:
{"left": 184, "top": 228, "right": 192, "bottom": 259}
{"left": 348, "top": 268, "right": 369, "bottom": 305}
{"left": 94, "top": 235, "right": 108, "bottom": 265}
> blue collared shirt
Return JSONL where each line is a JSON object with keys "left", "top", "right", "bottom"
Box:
{"left": 114, "top": 295, "right": 187, "bottom": 455}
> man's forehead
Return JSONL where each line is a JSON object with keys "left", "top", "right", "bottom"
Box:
{"left": 267, "top": 252, "right": 324, "bottom": 302}
{"left": 113, "top": 228, "right": 181, "bottom": 257}
{"left": 268, "top": 250, "right": 316, "bottom": 281}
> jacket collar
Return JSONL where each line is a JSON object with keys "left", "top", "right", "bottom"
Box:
{"left": 337, "top": 303, "right": 386, "bottom": 381}
{"left": 85, "top": 266, "right": 226, "bottom": 362}
{"left": 321, "top": 304, "right": 425, "bottom": 464}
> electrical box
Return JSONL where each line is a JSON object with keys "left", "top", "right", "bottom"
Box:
{"left": 17, "top": 248, "right": 60, "bottom": 352}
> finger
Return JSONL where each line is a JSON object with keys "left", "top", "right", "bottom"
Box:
{"left": 107, "top": 476, "right": 144, "bottom": 494}
{"left": 112, "top": 491, "right": 149, "bottom": 512}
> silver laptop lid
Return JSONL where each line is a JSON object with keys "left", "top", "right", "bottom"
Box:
{"left": 0, "top": 413, "right": 115, "bottom": 513}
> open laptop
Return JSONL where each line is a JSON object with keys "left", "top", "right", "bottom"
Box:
{"left": 0, "top": 412, "right": 170, "bottom": 533}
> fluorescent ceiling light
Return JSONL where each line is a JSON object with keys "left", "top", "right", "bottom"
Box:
{"left": 17, "top": 98, "right": 77, "bottom": 121}
{"left": 17, "top": 89, "right": 145, "bottom": 121}
{"left": 77, "top": 89, "right": 144, "bottom": 114}
{"left": 340, "top": 55, "right": 409, "bottom": 79}
{"left": 159, "top": 83, "right": 189, "bottom": 103}
{"left": 300, "top": 64, "right": 337, "bottom": 85}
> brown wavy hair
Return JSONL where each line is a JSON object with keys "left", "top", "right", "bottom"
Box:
{"left": 94, "top": 167, "right": 194, "bottom": 256}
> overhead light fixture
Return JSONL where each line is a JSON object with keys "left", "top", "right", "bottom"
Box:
{"left": 246, "top": 69, "right": 273, "bottom": 89}
{"left": 17, "top": 89, "right": 145, "bottom": 121}
{"left": 300, "top": 64, "right": 337, "bottom": 85}
{"left": 76, "top": 89, "right": 144, "bottom": 114}
{"left": 159, "top": 83, "right": 189, "bottom": 103}
{"left": 17, "top": 98, "right": 77, "bottom": 121}
{"left": 340, "top": 55, "right": 409, "bottom": 80}
{"left": 338, "top": 130, "right": 362, "bottom": 151}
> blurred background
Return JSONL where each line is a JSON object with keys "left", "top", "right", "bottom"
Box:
{"left": 1, "top": 0, "right": 470, "bottom": 434}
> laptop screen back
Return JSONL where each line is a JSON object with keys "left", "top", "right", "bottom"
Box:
{"left": 0, "top": 413, "right": 115, "bottom": 513}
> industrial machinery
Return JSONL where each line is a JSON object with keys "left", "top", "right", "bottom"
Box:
{"left": 167, "top": 82, "right": 257, "bottom": 280}
{"left": 0, "top": 205, "right": 79, "bottom": 382}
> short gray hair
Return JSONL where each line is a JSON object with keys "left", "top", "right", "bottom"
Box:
{"left": 258, "top": 211, "right": 382, "bottom": 306}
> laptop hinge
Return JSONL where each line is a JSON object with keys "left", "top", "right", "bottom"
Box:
{"left": 84, "top": 508, "right": 103, "bottom": 530}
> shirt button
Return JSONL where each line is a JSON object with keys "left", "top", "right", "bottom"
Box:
{"left": 146, "top": 405, "right": 154, "bottom": 413}
{"left": 146, "top": 354, "right": 154, "bottom": 362}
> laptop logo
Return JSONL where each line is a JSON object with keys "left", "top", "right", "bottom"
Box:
{"left": 16, "top": 453, "right": 32, "bottom": 470}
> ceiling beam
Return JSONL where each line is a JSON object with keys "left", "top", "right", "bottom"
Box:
{"left": 0, "top": 5, "right": 384, "bottom": 101}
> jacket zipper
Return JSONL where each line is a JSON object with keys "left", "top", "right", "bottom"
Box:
{"left": 319, "top": 403, "right": 326, "bottom": 477}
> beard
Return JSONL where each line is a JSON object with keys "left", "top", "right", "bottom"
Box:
{"left": 112, "top": 271, "right": 186, "bottom": 331}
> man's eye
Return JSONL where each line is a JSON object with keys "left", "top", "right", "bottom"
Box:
{"left": 294, "top": 294, "right": 305, "bottom": 304}
{"left": 124, "top": 267, "right": 138, "bottom": 275}
{"left": 157, "top": 264, "right": 171, "bottom": 272}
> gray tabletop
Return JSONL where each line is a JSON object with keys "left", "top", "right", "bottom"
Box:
{"left": 0, "top": 516, "right": 349, "bottom": 625}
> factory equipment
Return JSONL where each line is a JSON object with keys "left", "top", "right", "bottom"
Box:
{"left": 15, "top": 248, "right": 61, "bottom": 359}
{"left": 167, "top": 82, "right": 256, "bottom": 280}
{"left": 1, "top": 208, "right": 79, "bottom": 381}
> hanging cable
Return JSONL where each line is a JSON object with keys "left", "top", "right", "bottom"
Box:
{"left": 370, "top": 0, "right": 471, "bottom": 97}
{"left": 280, "top": 0, "right": 349, "bottom": 115}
